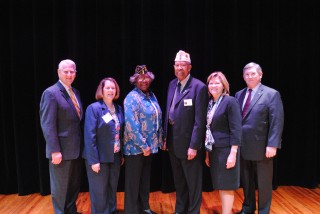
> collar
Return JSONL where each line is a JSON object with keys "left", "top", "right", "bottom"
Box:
{"left": 248, "top": 83, "right": 261, "bottom": 93}
{"left": 134, "top": 87, "right": 153, "bottom": 98}
{"left": 59, "top": 80, "right": 72, "bottom": 91}
{"left": 178, "top": 74, "right": 190, "bottom": 88}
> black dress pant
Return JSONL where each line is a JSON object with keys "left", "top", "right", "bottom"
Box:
{"left": 85, "top": 152, "right": 121, "bottom": 214}
{"left": 167, "top": 123, "right": 202, "bottom": 214}
{"left": 240, "top": 156, "right": 273, "bottom": 214}
{"left": 124, "top": 153, "right": 152, "bottom": 214}
{"left": 49, "top": 158, "right": 82, "bottom": 214}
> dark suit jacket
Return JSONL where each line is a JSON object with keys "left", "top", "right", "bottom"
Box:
{"left": 40, "top": 81, "right": 83, "bottom": 160}
{"left": 235, "top": 84, "right": 284, "bottom": 161}
{"left": 82, "top": 100, "right": 124, "bottom": 165}
{"left": 210, "top": 95, "right": 242, "bottom": 148}
{"left": 164, "top": 76, "right": 208, "bottom": 159}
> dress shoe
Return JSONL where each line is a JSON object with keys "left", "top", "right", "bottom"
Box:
{"left": 140, "top": 209, "right": 157, "bottom": 214}
{"left": 236, "top": 210, "right": 254, "bottom": 214}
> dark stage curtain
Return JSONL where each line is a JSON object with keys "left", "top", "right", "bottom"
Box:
{"left": 1, "top": 0, "right": 319, "bottom": 196}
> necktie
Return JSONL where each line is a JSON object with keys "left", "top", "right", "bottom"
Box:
{"left": 169, "top": 82, "right": 181, "bottom": 120}
{"left": 69, "top": 88, "right": 81, "bottom": 118}
{"left": 242, "top": 89, "right": 252, "bottom": 118}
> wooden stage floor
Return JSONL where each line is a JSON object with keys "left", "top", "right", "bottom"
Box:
{"left": 0, "top": 186, "right": 319, "bottom": 213}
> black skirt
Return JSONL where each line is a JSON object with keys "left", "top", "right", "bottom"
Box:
{"left": 208, "top": 146, "right": 240, "bottom": 190}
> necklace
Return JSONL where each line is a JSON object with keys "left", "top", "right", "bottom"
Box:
{"left": 105, "top": 102, "right": 115, "bottom": 114}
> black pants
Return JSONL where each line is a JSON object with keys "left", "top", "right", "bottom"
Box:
{"left": 124, "top": 154, "right": 152, "bottom": 214}
{"left": 240, "top": 156, "right": 273, "bottom": 214}
{"left": 49, "top": 158, "right": 82, "bottom": 214}
{"left": 85, "top": 152, "right": 121, "bottom": 214}
{"left": 167, "top": 123, "right": 202, "bottom": 214}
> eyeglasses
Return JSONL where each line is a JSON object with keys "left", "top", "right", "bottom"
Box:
{"left": 62, "top": 70, "right": 76, "bottom": 75}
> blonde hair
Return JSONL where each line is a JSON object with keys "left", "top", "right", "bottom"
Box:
{"left": 206, "top": 71, "right": 230, "bottom": 97}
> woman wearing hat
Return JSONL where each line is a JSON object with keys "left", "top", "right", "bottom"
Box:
{"left": 123, "top": 65, "right": 163, "bottom": 214}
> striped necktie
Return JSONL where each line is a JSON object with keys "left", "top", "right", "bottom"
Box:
{"left": 69, "top": 88, "right": 81, "bottom": 118}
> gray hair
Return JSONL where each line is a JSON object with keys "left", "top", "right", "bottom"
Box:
{"left": 58, "top": 59, "right": 77, "bottom": 72}
{"left": 243, "top": 62, "right": 262, "bottom": 74}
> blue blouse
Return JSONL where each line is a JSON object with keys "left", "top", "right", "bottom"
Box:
{"left": 123, "top": 87, "right": 163, "bottom": 155}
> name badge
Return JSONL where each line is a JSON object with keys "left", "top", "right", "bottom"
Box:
{"left": 102, "top": 112, "right": 113, "bottom": 123}
{"left": 184, "top": 99, "right": 192, "bottom": 106}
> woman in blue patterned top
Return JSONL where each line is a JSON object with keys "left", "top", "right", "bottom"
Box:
{"left": 123, "top": 65, "right": 163, "bottom": 214}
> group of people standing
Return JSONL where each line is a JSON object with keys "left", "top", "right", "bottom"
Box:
{"left": 39, "top": 50, "right": 284, "bottom": 214}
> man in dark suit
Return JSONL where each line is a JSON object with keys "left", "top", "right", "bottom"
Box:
{"left": 163, "top": 50, "right": 208, "bottom": 214}
{"left": 235, "top": 62, "right": 284, "bottom": 214}
{"left": 40, "top": 59, "right": 83, "bottom": 214}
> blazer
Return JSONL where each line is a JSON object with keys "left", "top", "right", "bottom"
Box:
{"left": 82, "top": 100, "right": 124, "bottom": 165}
{"left": 164, "top": 76, "right": 208, "bottom": 159}
{"left": 209, "top": 95, "right": 242, "bottom": 148}
{"left": 235, "top": 84, "right": 284, "bottom": 161}
{"left": 39, "top": 81, "right": 83, "bottom": 160}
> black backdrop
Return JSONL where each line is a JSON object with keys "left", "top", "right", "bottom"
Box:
{"left": 1, "top": 0, "right": 319, "bottom": 196}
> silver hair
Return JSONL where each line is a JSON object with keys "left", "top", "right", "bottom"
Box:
{"left": 58, "top": 59, "right": 77, "bottom": 72}
{"left": 243, "top": 62, "right": 262, "bottom": 73}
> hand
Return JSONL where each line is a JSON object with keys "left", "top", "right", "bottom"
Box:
{"left": 91, "top": 163, "right": 100, "bottom": 173}
{"left": 266, "top": 146, "right": 277, "bottom": 158}
{"left": 51, "top": 152, "right": 62, "bottom": 165}
{"left": 161, "top": 138, "right": 167, "bottom": 151}
{"left": 226, "top": 153, "right": 236, "bottom": 169}
{"left": 142, "top": 147, "right": 151, "bottom": 156}
{"left": 121, "top": 157, "right": 125, "bottom": 165}
{"left": 205, "top": 151, "right": 210, "bottom": 167}
{"left": 187, "top": 148, "right": 197, "bottom": 160}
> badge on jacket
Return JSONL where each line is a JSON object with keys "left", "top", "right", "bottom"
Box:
{"left": 184, "top": 99, "right": 192, "bottom": 106}
{"left": 102, "top": 113, "right": 113, "bottom": 123}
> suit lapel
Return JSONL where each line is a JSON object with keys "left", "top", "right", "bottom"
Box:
{"left": 100, "top": 100, "right": 108, "bottom": 115}
{"left": 57, "top": 81, "right": 81, "bottom": 120}
{"left": 249, "top": 85, "right": 264, "bottom": 110}
{"left": 211, "top": 96, "right": 225, "bottom": 121}
{"left": 168, "top": 79, "right": 178, "bottom": 109}
{"left": 175, "top": 77, "right": 192, "bottom": 104}
{"left": 243, "top": 85, "right": 264, "bottom": 119}
{"left": 238, "top": 89, "right": 246, "bottom": 107}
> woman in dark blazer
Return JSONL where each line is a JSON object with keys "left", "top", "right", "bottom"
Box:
{"left": 204, "top": 71, "right": 242, "bottom": 214}
{"left": 83, "top": 77, "right": 124, "bottom": 214}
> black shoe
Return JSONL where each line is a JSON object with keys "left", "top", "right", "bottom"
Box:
{"left": 140, "top": 209, "right": 156, "bottom": 214}
{"left": 236, "top": 210, "right": 254, "bottom": 214}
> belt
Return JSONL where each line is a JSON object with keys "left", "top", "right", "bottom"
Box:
{"left": 168, "top": 119, "right": 175, "bottom": 125}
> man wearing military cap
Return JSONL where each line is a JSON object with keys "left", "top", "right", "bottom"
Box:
{"left": 163, "top": 50, "right": 208, "bottom": 214}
